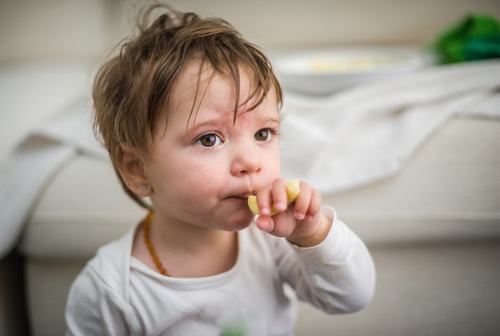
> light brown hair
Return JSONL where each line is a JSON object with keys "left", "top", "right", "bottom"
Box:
{"left": 93, "top": 4, "right": 283, "bottom": 209}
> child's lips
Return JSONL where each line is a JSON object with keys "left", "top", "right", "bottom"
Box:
{"left": 227, "top": 192, "right": 255, "bottom": 199}
{"left": 226, "top": 195, "right": 249, "bottom": 201}
{"left": 224, "top": 193, "right": 254, "bottom": 208}
{"left": 224, "top": 196, "right": 249, "bottom": 211}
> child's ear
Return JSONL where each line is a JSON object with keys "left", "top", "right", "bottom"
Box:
{"left": 117, "top": 145, "right": 153, "bottom": 197}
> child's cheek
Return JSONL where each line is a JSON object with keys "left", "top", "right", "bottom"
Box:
{"left": 264, "top": 143, "right": 281, "bottom": 176}
{"left": 169, "top": 156, "right": 224, "bottom": 200}
{"left": 180, "top": 168, "right": 221, "bottom": 197}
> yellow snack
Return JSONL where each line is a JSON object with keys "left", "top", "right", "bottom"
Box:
{"left": 247, "top": 179, "right": 300, "bottom": 215}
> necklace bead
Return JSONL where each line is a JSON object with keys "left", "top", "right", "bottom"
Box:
{"left": 142, "top": 211, "right": 169, "bottom": 276}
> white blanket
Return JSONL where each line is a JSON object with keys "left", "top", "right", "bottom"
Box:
{"left": 280, "top": 60, "right": 500, "bottom": 192}
{"left": 1, "top": 60, "right": 500, "bottom": 258}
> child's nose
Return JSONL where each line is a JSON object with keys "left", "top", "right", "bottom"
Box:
{"left": 230, "top": 145, "right": 262, "bottom": 177}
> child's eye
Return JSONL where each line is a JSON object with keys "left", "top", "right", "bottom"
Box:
{"left": 255, "top": 128, "right": 273, "bottom": 141}
{"left": 195, "top": 133, "right": 223, "bottom": 147}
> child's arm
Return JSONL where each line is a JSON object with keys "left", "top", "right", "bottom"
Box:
{"left": 253, "top": 179, "right": 376, "bottom": 314}
{"left": 275, "top": 206, "right": 375, "bottom": 314}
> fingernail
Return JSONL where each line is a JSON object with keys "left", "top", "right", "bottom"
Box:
{"left": 276, "top": 202, "right": 286, "bottom": 211}
{"left": 257, "top": 216, "right": 268, "bottom": 231}
{"left": 261, "top": 207, "right": 270, "bottom": 215}
{"left": 295, "top": 212, "right": 305, "bottom": 220}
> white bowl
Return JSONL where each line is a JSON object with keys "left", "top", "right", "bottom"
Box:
{"left": 272, "top": 47, "right": 435, "bottom": 96}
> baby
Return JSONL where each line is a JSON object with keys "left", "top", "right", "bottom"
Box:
{"left": 65, "top": 4, "right": 375, "bottom": 335}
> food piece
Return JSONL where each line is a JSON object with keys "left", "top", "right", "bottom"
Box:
{"left": 247, "top": 179, "right": 300, "bottom": 215}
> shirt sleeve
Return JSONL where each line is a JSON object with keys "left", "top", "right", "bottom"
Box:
{"left": 65, "top": 264, "right": 139, "bottom": 336}
{"left": 273, "top": 206, "right": 376, "bottom": 314}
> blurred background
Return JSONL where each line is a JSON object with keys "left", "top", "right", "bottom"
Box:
{"left": 1, "top": 0, "right": 500, "bottom": 63}
{"left": 1, "top": 1, "right": 500, "bottom": 335}
{"left": 1, "top": 0, "right": 499, "bottom": 159}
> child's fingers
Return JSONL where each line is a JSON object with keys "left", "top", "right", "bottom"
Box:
{"left": 256, "top": 215, "right": 274, "bottom": 232}
{"left": 305, "top": 189, "right": 322, "bottom": 220}
{"left": 256, "top": 188, "right": 271, "bottom": 216}
{"left": 271, "top": 178, "right": 288, "bottom": 212}
{"left": 271, "top": 212, "right": 296, "bottom": 237}
{"left": 293, "top": 181, "right": 311, "bottom": 220}
{"left": 258, "top": 215, "right": 293, "bottom": 237}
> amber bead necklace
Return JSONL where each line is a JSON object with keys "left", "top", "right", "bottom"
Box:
{"left": 142, "top": 211, "right": 169, "bottom": 276}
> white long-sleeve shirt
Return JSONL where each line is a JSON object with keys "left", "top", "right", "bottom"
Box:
{"left": 65, "top": 207, "right": 375, "bottom": 335}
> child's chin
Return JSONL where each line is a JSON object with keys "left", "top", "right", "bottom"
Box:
{"left": 224, "top": 212, "right": 254, "bottom": 231}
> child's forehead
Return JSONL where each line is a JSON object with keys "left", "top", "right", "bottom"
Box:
{"left": 169, "top": 60, "right": 278, "bottom": 124}
{"left": 173, "top": 61, "right": 247, "bottom": 107}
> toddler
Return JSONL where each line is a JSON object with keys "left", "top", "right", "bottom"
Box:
{"left": 65, "top": 4, "right": 376, "bottom": 335}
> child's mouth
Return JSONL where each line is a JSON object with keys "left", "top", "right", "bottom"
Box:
{"left": 227, "top": 193, "right": 254, "bottom": 200}
{"left": 224, "top": 193, "right": 254, "bottom": 208}
{"left": 226, "top": 195, "right": 249, "bottom": 201}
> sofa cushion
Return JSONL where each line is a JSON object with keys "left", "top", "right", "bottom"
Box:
{"left": 330, "top": 117, "right": 500, "bottom": 245}
{"left": 19, "top": 118, "right": 500, "bottom": 260}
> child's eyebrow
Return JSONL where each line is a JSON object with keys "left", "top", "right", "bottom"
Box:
{"left": 186, "top": 114, "right": 280, "bottom": 137}
{"left": 261, "top": 115, "right": 281, "bottom": 124}
{"left": 250, "top": 111, "right": 281, "bottom": 125}
{"left": 186, "top": 120, "right": 221, "bottom": 136}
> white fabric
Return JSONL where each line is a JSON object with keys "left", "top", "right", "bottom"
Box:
{"left": 2, "top": 61, "right": 500, "bottom": 258}
{"left": 280, "top": 60, "right": 500, "bottom": 192}
{"left": 65, "top": 207, "right": 376, "bottom": 335}
{"left": 0, "top": 99, "right": 104, "bottom": 258}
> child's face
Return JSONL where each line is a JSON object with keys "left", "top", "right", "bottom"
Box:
{"left": 146, "top": 62, "right": 281, "bottom": 231}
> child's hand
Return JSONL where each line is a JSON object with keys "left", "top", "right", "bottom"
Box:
{"left": 254, "top": 179, "right": 332, "bottom": 247}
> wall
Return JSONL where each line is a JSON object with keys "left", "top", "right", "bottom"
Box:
{"left": 0, "top": 0, "right": 499, "bottom": 63}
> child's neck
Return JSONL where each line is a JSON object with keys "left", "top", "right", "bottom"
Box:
{"left": 153, "top": 212, "right": 234, "bottom": 253}
{"left": 134, "top": 211, "right": 238, "bottom": 278}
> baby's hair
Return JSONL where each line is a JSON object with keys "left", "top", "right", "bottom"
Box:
{"left": 93, "top": 3, "right": 283, "bottom": 209}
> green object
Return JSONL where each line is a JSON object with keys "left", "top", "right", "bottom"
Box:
{"left": 221, "top": 320, "right": 248, "bottom": 336}
{"left": 430, "top": 14, "right": 500, "bottom": 64}
{"left": 221, "top": 326, "right": 247, "bottom": 336}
